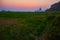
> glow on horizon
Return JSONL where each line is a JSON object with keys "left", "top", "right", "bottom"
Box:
{"left": 1, "top": 0, "right": 60, "bottom": 11}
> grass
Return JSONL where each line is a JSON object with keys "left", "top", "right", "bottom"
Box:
{"left": 0, "top": 12, "right": 60, "bottom": 40}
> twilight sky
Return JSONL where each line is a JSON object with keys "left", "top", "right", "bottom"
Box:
{"left": 0, "top": 0, "right": 60, "bottom": 11}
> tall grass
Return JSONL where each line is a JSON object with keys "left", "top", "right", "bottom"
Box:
{"left": 0, "top": 12, "right": 60, "bottom": 40}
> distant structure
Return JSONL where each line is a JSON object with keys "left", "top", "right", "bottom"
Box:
{"left": 35, "top": 8, "right": 43, "bottom": 12}
{"left": 39, "top": 8, "right": 42, "bottom": 11}
{"left": 46, "top": 1, "right": 60, "bottom": 11}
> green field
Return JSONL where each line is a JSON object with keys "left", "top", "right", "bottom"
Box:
{"left": 0, "top": 12, "right": 60, "bottom": 40}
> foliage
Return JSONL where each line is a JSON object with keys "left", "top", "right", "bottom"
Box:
{"left": 46, "top": 2, "right": 60, "bottom": 11}
{"left": 0, "top": 12, "right": 60, "bottom": 40}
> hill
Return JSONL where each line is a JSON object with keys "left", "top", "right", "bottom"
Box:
{"left": 46, "top": 2, "right": 60, "bottom": 11}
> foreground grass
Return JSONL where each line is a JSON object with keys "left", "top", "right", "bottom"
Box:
{"left": 0, "top": 12, "right": 60, "bottom": 40}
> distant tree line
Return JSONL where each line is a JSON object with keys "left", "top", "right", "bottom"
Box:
{"left": 46, "top": 1, "right": 60, "bottom": 11}
{"left": 37, "top": 1, "right": 60, "bottom": 12}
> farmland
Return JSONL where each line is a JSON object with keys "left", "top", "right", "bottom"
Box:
{"left": 0, "top": 12, "right": 60, "bottom": 40}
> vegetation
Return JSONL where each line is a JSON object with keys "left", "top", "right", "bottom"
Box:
{"left": 46, "top": 2, "right": 60, "bottom": 11}
{"left": 0, "top": 12, "right": 60, "bottom": 40}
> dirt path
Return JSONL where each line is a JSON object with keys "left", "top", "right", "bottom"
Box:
{"left": 0, "top": 19, "right": 19, "bottom": 27}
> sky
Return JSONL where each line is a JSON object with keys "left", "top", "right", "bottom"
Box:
{"left": 0, "top": 0, "right": 60, "bottom": 12}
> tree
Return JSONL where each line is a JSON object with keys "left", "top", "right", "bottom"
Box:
{"left": 46, "top": 1, "right": 60, "bottom": 11}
